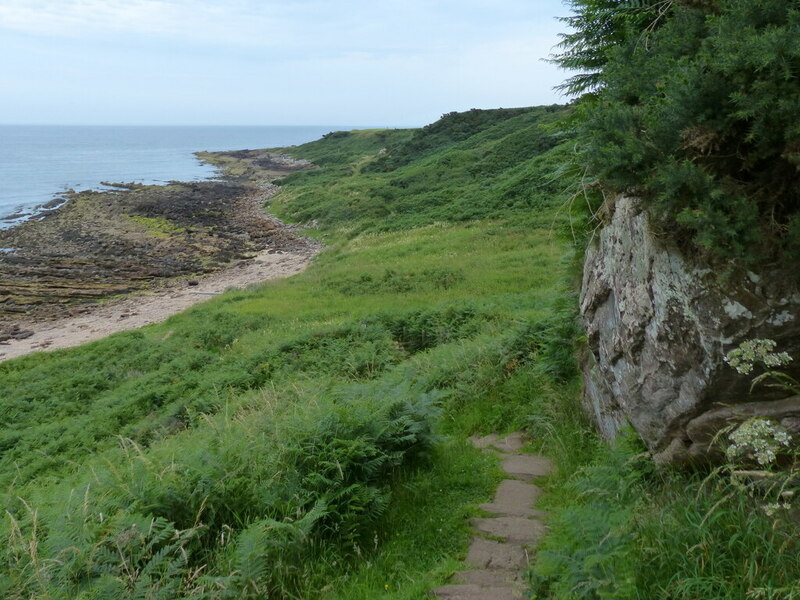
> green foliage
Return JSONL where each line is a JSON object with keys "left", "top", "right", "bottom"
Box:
{"left": 507, "top": 293, "right": 582, "bottom": 384}
{"left": 0, "top": 108, "right": 580, "bottom": 599}
{"left": 530, "top": 431, "right": 646, "bottom": 599}
{"left": 326, "top": 267, "right": 465, "bottom": 297}
{"left": 273, "top": 106, "right": 574, "bottom": 232}
{"left": 321, "top": 440, "right": 501, "bottom": 600}
{"left": 364, "top": 107, "right": 558, "bottom": 172}
{"left": 552, "top": 0, "right": 671, "bottom": 95}
{"left": 1, "top": 504, "right": 201, "bottom": 600}
{"left": 0, "top": 383, "right": 442, "bottom": 600}
{"left": 287, "top": 128, "right": 413, "bottom": 168}
{"left": 525, "top": 338, "right": 800, "bottom": 600}
{"left": 559, "top": 0, "right": 800, "bottom": 266}
{"left": 531, "top": 429, "right": 800, "bottom": 600}
{"left": 0, "top": 298, "right": 504, "bottom": 490}
{"left": 635, "top": 474, "right": 800, "bottom": 599}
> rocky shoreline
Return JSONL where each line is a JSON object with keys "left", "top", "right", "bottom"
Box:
{"left": 0, "top": 150, "right": 317, "bottom": 345}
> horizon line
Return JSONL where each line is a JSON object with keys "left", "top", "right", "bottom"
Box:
{"left": 0, "top": 122, "right": 418, "bottom": 129}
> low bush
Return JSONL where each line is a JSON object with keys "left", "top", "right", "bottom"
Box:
{"left": 530, "top": 428, "right": 800, "bottom": 600}
{"left": 0, "top": 383, "right": 440, "bottom": 599}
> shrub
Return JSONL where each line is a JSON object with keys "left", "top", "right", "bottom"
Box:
{"left": 556, "top": 0, "right": 800, "bottom": 267}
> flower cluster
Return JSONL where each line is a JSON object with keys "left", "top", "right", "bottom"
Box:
{"left": 726, "top": 417, "right": 792, "bottom": 466}
{"left": 725, "top": 339, "right": 793, "bottom": 375}
{"left": 762, "top": 502, "right": 792, "bottom": 517}
{"left": 724, "top": 339, "right": 793, "bottom": 375}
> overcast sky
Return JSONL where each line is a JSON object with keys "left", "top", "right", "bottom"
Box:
{"left": 0, "top": 0, "right": 570, "bottom": 126}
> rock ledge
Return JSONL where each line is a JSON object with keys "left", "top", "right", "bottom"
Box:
{"left": 580, "top": 196, "right": 800, "bottom": 464}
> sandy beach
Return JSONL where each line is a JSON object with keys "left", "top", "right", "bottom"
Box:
{"left": 0, "top": 149, "right": 320, "bottom": 362}
{"left": 0, "top": 241, "right": 317, "bottom": 361}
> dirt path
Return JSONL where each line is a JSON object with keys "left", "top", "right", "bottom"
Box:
{"left": 431, "top": 433, "right": 553, "bottom": 600}
{"left": 0, "top": 243, "right": 318, "bottom": 362}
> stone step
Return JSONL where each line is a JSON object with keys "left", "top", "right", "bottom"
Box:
{"left": 481, "top": 501, "right": 548, "bottom": 520}
{"left": 470, "top": 433, "right": 500, "bottom": 450}
{"left": 429, "top": 433, "right": 551, "bottom": 600}
{"left": 472, "top": 516, "right": 546, "bottom": 544}
{"left": 470, "top": 432, "right": 527, "bottom": 453}
{"left": 501, "top": 454, "right": 554, "bottom": 481}
{"left": 480, "top": 479, "right": 544, "bottom": 518}
{"left": 466, "top": 537, "right": 527, "bottom": 570}
{"left": 430, "top": 583, "right": 517, "bottom": 600}
{"left": 451, "top": 569, "right": 518, "bottom": 586}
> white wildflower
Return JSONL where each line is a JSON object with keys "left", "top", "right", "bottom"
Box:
{"left": 762, "top": 502, "right": 791, "bottom": 517}
{"left": 724, "top": 338, "right": 792, "bottom": 375}
{"left": 727, "top": 418, "right": 793, "bottom": 466}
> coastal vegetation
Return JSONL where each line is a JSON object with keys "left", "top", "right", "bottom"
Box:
{"left": 528, "top": 1, "right": 800, "bottom": 598}
{"left": 554, "top": 0, "right": 800, "bottom": 267}
{"left": 0, "top": 106, "right": 583, "bottom": 598}
{"left": 2, "top": 1, "right": 798, "bottom": 596}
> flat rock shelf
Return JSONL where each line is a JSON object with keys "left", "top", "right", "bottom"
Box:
{"left": 0, "top": 151, "right": 321, "bottom": 360}
{"left": 430, "top": 433, "right": 554, "bottom": 600}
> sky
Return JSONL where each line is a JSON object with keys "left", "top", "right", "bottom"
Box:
{"left": 0, "top": 0, "right": 570, "bottom": 127}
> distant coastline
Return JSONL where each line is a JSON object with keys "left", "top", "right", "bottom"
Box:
{"left": 0, "top": 125, "right": 341, "bottom": 225}
{"left": 0, "top": 148, "right": 320, "bottom": 354}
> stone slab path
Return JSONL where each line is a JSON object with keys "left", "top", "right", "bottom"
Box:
{"left": 430, "top": 432, "right": 554, "bottom": 600}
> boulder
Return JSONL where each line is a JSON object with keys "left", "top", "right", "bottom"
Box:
{"left": 580, "top": 196, "right": 800, "bottom": 464}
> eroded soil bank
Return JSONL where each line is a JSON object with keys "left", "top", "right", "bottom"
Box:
{"left": 0, "top": 150, "right": 318, "bottom": 355}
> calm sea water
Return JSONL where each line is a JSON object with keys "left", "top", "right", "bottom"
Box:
{"left": 0, "top": 125, "right": 343, "bottom": 227}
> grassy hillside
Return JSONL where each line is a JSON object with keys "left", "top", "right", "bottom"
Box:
{"left": 269, "top": 105, "right": 573, "bottom": 234}
{"left": 2, "top": 102, "right": 797, "bottom": 599}
{"left": 3, "top": 101, "right": 798, "bottom": 600}
{"left": 0, "top": 106, "right": 584, "bottom": 599}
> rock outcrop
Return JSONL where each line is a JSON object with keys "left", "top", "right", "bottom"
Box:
{"left": 580, "top": 196, "right": 800, "bottom": 464}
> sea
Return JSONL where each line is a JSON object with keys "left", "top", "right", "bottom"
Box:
{"left": 0, "top": 125, "right": 345, "bottom": 228}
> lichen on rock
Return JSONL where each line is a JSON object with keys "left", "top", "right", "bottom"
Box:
{"left": 580, "top": 196, "right": 800, "bottom": 464}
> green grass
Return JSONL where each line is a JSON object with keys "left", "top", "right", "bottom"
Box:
{"left": 0, "top": 221, "right": 565, "bottom": 489}
{"left": 4, "top": 103, "right": 790, "bottom": 600}
{"left": 0, "top": 107, "right": 581, "bottom": 599}
{"left": 269, "top": 105, "right": 577, "bottom": 235}
{"left": 528, "top": 428, "right": 800, "bottom": 600}
{"left": 316, "top": 441, "right": 503, "bottom": 599}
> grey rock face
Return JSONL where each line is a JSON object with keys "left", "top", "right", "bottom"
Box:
{"left": 580, "top": 196, "right": 800, "bottom": 464}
